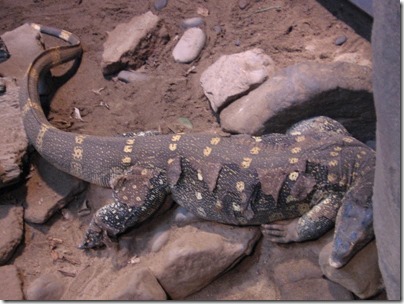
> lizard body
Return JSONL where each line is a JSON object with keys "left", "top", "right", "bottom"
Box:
{"left": 19, "top": 24, "right": 375, "bottom": 268}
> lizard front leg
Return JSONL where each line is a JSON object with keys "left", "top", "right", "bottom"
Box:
{"left": 79, "top": 167, "right": 169, "bottom": 249}
{"left": 261, "top": 192, "right": 342, "bottom": 243}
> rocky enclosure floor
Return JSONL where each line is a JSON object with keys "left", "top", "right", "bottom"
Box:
{"left": 0, "top": 0, "right": 386, "bottom": 300}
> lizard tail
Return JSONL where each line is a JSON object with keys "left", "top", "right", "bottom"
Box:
{"left": 19, "top": 23, "right": 82, "bottom": 129}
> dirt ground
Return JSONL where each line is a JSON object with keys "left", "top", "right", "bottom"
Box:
{"left": 0, "top": 0, "right": 375, "bottom": 300}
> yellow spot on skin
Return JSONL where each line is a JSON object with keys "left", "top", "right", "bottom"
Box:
{"left": 126, "top": 139, "right": 135, "bottom": 145}
{"left": 253, "top": 136, "right": 262, "bottom": 142}
{"left": 195, "top": 192, "right": 203, "bottom": 200}
{"left": 210, "top": 137, "right": 221, "bottom": 145}
{"left": 329, "top": 160, "right": 338, "bottom": 167}
{"left": 169, "top": 143, "right": 177, "bottom": 151}
{"left": 197, "top": 207, "right": 207, "bottom": 217}
{"left": 172, "top": 134, "right": 182, "bottom": 142}
{"left": 75, "top": 135, "right": 86, "bottom": 144}
{"left": 136, "top": 196, "right": 142, "bottom": 202}
{"left": 132, "top": 185, "right": 137, "bottom": 189}
{"left": 59, "top": 30, "right": 72, "bottom": 41}
{"left": 330, "top": 151, "right": 339, "bottom": 157}
{"left": 356, "top": 154, "right": 362, "bottom": 159}
{"left": 122, "top": 156, "right": 132, "bottom": 165}
{"left": 289, "top": 158, "right": 299, "bottom": 164}
{"left": 290, "top": 131, "right": 301, "bottom": 136}
{"left": 203, "top": 146, "right": 212, "bottom": 156}
{"left": 288, "top": 172, "right": 299, "bottom": 181}
{"left": 167, "top": 158, "right": 174, "bottom": 165}
{"left": 354, "top": 162, "right": 360, "bottom": 168}
{"left": 343, "top": 137, "right": 354, "bottom": 143}
{"left": 291, "top": 147, "right": 301, "bottom": 154}
{"left": 71, "top": 161, "right": 83, "bottom": 176}
{"left": 327, "top": 174, "right": 337, "bottom": 183}
{"left": 36, "top": 124, "right": 49, "bottom": 151}
{"left": 73, "top": 146, "right": 83, "bottom": 161}
{"left": 197, "top": 170, "right": 203, "bottom": 181}
{"left": 250, "top": 147, "right": 261, "bottom": 155}
{"left": 215, "top": 200, "right": 223, "bottom": 210}
{"left": 360, "top": 150, "right": 367, "bottom": 155}
{"left": 298, "top": 203, "right": 310, "bottom": 214}
{"left": 124, "top": 145, "right": 133, "bottom": 153}
{"left": 122, "top": 195, "right": 128, "bottom": 201}
{"left": 295, "top": 135, "right": 306, "bottom": 142}
{"left": 232, "top": 202, "right": 242, "bottom": 212}
{"left": 51, "top": 50, "right": 61, "bottom": 65}
{"left": 236, "top": 181, "right": 245, "bottom": 192}
{"left": 286, "top": 195, "right": 295, "bottom": 203}
{"left": 241, "top": 157, "right": 252, "bottom": 168}
{"left": 30, "top": 68, "right": 39, "bottom": 81}
{"left": 334, "top": 146, "right": 342, "bottom": 151}
{"left": 141, "top": 169, "right": 148, "bottom": 175}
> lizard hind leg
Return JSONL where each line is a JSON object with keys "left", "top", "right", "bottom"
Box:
{"left": 261, "top": 193, "right": 342, "bottom": 243}
{"left": 79, "top": 167, "right": 169, "bottom": 249}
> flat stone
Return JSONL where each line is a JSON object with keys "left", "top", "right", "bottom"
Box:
{"left": 267, "top": 230, "right": 354, "bottom": 300}
{"left": 200, "top": 48, "right": 275, "bottom": 112}
{"left": 0, "top": 205, "right": 24, "bottom": 265}
{"left": 23, "top": 154, "right": 87, "bottom": 224}
{"left": 0, "top": 265, "right": 24, "bottom": 300}
{"left": 319, "top": 240, "right": 384, "bottom": 299}
{"left": 117, "top": 70, "right": 149, "bottom": 83}
{"left": 181, "top": 17, "right": 205, "bottom": 29}
{"left": 147, "top": 222, "right": 260, "bottom": 299}
{"left": 102, "top": 11, "right": 160, "bottom": 75}
{"left": 220, "top": 61, "right": 375, "bottom": 142}
{"left": 26, "top": 273, "right": 65, "bottom": 300}
{"left": 172, "top": 27, "right": 206, "bottom": 63}
{"left": 0, "top": 23, "right": 44, "bottom": 81}
{"left": 0, "top": 78, "right": 29, "bottom": 188}
{"left": 101, "top": 266, "right": 167, "bottom": 300}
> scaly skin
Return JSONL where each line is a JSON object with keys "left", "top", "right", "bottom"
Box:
{"left": 19, "top": 24, "right": 375, "bottom": 268}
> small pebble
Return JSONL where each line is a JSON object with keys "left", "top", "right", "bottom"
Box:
{"left": 235, "top": 39, "right": 241, "bottom": 46}
{"left": 172, "top": 27, "right": 206, "bottom": 63}
{"left": 181, "top": 17, "right": 204, "bottom": 29}
{"left": 335, "top": 35, "right": 347, "bottom": 46}
{"left": 238, "top": 0, "right": 250, "bottom": 9}
{"left": 117, "top": 70, "right": 149, "bottom": 83}
{"left": 213, "top": 25, "right": 222, "bottom": 34}
{"left": 0, "top": 79, "right": 5, "bottom": 93}
{"left": 154, "top": 0, "right": 168, "bottom": 11}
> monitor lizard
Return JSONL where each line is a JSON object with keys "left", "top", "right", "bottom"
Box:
{"left": 19, "top": 24, "right": 375, "bottom": 268}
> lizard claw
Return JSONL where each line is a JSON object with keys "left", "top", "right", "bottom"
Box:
{"left": 78, "top": 223, "right": 105, "bottom": 249}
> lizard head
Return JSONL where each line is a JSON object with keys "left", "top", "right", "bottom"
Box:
{"left": 78, "top": 222, "right": 105, "bottom": 250}
{"left": 329, "top": 198, "right": 374, "bottom": 268}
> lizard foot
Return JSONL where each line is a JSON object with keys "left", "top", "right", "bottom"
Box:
{"left": 261, "top": 218, "right": 300, "bottom": 243}
{"left": 78, "top": 222, "right": 105, "bottom": 249}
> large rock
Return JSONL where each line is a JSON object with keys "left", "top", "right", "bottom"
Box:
{"left": 0, "top": 23, "right": 44, "bottom": 80}
{"left": 200, "top": 48, "right": 276, "bottom": 112}
{"left": 0, "top": 78, "right": 28, "bottom": 188}
{"left": 266, "top": 229, "right": 354, "bottom": 300}
{"left": 146, "top": 221, "right": 261, "bottom": 299}
{"left": 23, "top": 154, "right": 87, "bottom": 224}
{"left": 101, "top": 266, "right": 167, "bottom": 300}
{"left": 220, "top": 61, "right": 375, "bottom": 142}
{"left": 319, "top": 240, "right": 384, "bottom": 299}
{"left": 371, "top": 0, "right": 401, "bottom": 300}
{"left": 101, "top": 11, "right": 161, "bottom": 75}
{"left": 0, "top": 204, "right": 24, "bottom": 265}
{"left": 0, "top": 265, "right": 24, "bottom": 300}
